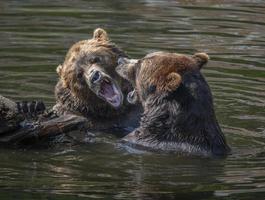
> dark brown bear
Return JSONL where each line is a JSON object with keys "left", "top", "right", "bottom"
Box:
{"left": 116, "top": 52, "right": 231, "bottom": 156}
{"left": 53, "top": 28, "right": 141, "bottom": 132}
{"left": 0, "top": 29, "right": 140, "bottom": 146}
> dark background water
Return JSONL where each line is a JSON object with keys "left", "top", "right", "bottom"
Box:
{"left": 0, "top": 0, "right": 265, "bottom": 199}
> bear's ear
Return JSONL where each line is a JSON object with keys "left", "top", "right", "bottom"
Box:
{"left": 157, "top": 72, "right": 182, "bottom": 92}
{"left": 56, "top": 64, "right": 63, "bottom": 77}
{"left": 93, "top": 28, "right": 109, "bottom": 41}
{"left": 193, "top": 52, "right": 209, "bottom": 69}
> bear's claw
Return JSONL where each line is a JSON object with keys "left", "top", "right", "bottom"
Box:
{"left": 16, "top": 101, "right": 46, "bottom": 118}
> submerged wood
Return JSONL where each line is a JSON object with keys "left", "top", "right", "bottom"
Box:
{"left": 0, "top": 114, "right": 88, "bottom": 145}
{"left": 0, "top": 95, "right": 24, "bottom": 135}
{"left": 0, "top": 95, "right": 88, "bottom": 146}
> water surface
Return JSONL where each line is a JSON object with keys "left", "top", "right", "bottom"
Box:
{"left": 0, "top": 0, "right": 265, "bottom": 199}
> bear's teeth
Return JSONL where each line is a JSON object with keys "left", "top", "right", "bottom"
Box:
{"left": 107, "top": 94, "right": 121, "bottom": 106}
{"left": 104, "top": 79, "right": 111, "bottom": 83}
{"left": 98, "top": 80, "right": 122, "bottom": 107}
{"left": 107, "top": 94, "right": 118, "bottom": 101}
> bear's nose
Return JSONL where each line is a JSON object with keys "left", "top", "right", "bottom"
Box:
{"left": 118, "top": 57, "right": 128, "bottom": 65}
{"left": 91, "top": 70, "right": 102, "bottom": 84}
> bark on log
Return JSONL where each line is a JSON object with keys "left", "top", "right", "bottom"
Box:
{"left": 0, "top": 95, "right": 24, "bottom": 135}
{"left": 0, "top": 114, "right": 88, "bottom": 146}
{"left": 0, "top": 95, "right": 88, "bottom": 147}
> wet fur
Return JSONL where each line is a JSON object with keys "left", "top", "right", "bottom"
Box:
{"left": 119, "top": 52, "right": 230, "bottom": 156}
{"left": 53, "top": 29, "right": 141, "bottom": 131}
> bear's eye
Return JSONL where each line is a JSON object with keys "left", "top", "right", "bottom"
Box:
{"left": 77, "top": 72, "right": 83, "bottom": 79}
{"left": 147, "top": 85, "right": 156, "bottom": 94}
{"left": 89, "top": 56, "right": 101, "bottom": 64}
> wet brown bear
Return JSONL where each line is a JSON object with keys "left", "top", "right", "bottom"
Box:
{"left": 53, "top": 28, "right": 141, "bottom": 132}
{"left": 116, "top": 52, "right": 231, "bottom": 156}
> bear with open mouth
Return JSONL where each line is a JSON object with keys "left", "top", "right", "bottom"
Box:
{"left": 116, "top": 52, "right": 231, "bottom": 156}
{"left": 0, "top": 29, "right": 142, "bottom": 146}
{"left": 52, "top": 28, "right": 142, "bottom": 132}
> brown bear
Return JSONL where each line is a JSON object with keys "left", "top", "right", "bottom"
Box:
{"left": 116, "top": 52, "right": 231, "bottom": 156}
{"left": 52, "top": 28, "right": 141, "bottom": 132}
{"left": 0, "top": 28, "right": 141, "bottom": 146}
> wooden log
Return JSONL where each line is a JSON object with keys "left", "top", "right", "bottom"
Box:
{"left": 0, "top": 95, "right": 24, "bottom": 135}
{"left": 0, "top": 95, "right": 89, "bottom": 147}
{"left": 0, "top": 114, "right": 88, "bottom": 146}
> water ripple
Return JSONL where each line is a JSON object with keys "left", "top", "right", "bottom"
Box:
{"left": 0, "top": 0, "right": 265, "bottom": 199}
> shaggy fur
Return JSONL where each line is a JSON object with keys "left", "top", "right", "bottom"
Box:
{"left": 53, "top": 28, "right": 141, "bottom": 131}
{"left": 116, "top": 52, "right": 230, "bottom": 156}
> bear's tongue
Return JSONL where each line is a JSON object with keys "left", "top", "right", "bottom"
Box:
{"left": 100, "top": 81, "right": 121, "bottom": 108}
{"left": 101, "top": 81, "right": 115, "bottom": 97}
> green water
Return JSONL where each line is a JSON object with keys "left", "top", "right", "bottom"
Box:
{"left": 0, "top": 0, "right": 265, "bottom": 199}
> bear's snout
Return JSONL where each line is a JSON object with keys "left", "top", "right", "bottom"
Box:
{"left": 117, "top": 57, "right": 129, "bottom": 65}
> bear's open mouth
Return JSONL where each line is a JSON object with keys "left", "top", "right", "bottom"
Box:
{"left": 98, "top": 79, "right": 123, "bottom": 108}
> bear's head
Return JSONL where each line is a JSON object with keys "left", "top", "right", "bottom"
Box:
{"left": 116, "top": 52, "right": 209, "bottom": 104}
{"left": 57, "top": 28, "right": 129, "bottom": 109}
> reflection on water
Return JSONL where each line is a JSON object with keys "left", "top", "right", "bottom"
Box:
{"left": 0, "top": 0, "right": 265, "bottom": 199}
